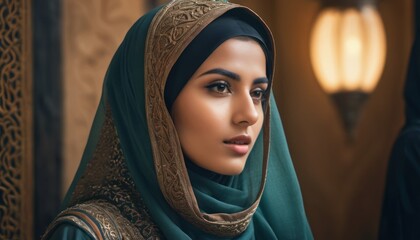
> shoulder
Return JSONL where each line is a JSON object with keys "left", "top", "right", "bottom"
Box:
{"left": 43, "top": 200, "right": 159, "bottom": 240}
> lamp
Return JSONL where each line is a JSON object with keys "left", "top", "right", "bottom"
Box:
{"left": 310, "top": 0, "right": 386, "bottom": 135}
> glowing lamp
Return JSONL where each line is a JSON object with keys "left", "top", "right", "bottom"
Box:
{"left": 310, "top": 2, "right": 386, "bottom": 134}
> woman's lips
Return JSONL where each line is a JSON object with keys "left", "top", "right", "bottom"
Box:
{"left": 223, "top": 135, "right": 251, "bottom": 155}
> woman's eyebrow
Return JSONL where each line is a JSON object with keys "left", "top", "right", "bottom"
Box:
{"left": 199, "top": 68, "right": 240, "bottom": 80}
{"left": 199, "top": 68, "right": 268, "bottom": 84}
{"left": 254, "top": 77, "right": 269, "bottom": 84}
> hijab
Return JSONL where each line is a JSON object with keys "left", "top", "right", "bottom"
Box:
{"left": 61, "top": 1, "right": 313, "bottom": 239}
{"left": 164, "top": 13, "right": 272, "bottom": 111}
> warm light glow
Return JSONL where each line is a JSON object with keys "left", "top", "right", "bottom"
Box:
{"left": 310, "top": 5, "right": 386, "bottom": 93}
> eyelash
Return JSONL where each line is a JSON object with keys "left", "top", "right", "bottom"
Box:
{"left": 205, "top": 81, "right": 268, "bottom": 103}
{"left": 205, "top": 81, "right": 232, "bottom": 94}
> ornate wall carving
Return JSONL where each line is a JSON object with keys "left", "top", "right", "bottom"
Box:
{"left": 0, "top": 0, "right": 33, "bottom": 239}
{"left": 63, "top": 0, "right": 146, "bottom": 193}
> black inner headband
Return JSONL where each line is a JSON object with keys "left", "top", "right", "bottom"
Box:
{"left": 164, "top": 11, "right": 273, "bottom": 111}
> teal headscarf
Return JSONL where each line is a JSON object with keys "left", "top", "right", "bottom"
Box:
{"left": 62, "top": 0, "right": 313, "bottom": 239}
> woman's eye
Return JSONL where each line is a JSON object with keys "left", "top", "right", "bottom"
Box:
{"left": 251, "top": 88, "right": 267, "bottom": 101}
{"left": 206, "top": 81, "right": 231, "bottom": 94}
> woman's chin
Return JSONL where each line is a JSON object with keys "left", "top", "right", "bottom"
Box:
{"left": 208, "top": 162, "right": 246, "bottom": 176}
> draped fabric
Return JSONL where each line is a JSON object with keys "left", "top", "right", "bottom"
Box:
{"left": 379, "top": 31, "right": 420, "bottom": 240}
{"left": 46, "top": 1, "right": 313, "bottom": 239}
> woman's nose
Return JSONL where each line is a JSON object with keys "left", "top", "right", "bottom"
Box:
{"left": 232, "top": 93, "right": 259, "bottom": 127}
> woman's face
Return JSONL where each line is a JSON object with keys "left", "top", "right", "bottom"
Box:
{"left": 171, "top": 38, "right": 268, "bottom": 175}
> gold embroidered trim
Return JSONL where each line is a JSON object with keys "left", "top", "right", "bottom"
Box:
{"left": 144, "top": 0, "right": 274, "bottom": 237}
{"left": 68, "top": 210, "right": 104, "bottom": 240}
{"left": 43, "top": 200, "right": 144, "bottom": 240}
{"left": 42, "top": 214, "right": 99, "bottom": 240}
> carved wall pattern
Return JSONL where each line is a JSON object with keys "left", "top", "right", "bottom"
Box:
{"left": 0, "top": 0, "right": 33, "bottom": 239}
{"left": 63, "top": 0, "right": 146, "bottom": 193}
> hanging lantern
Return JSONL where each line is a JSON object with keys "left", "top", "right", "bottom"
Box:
{"left": 310, "top": 1, "right": 386, "bottom": 134}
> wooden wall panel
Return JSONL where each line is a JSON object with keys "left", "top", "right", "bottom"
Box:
{"left": 62, "top": 0, "right": 147, "bottom": 194}
{"left": 0, "top": 0, "right": 33, "bottom": 239}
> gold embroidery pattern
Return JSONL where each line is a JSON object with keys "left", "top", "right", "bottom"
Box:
{"left": 144, "top": 0, "right": 272, "bottom": 237}
{"left": 45, "top": 105, "right": 163, "bottom": 239}
{"left": 76, "top": 201, "right": 122, "bottom": 239}
{"left": 60, "top": 215, "right": 98, "bottom": 239}
{"left": 43, "top": 200, "right": 141, "bottom": 240}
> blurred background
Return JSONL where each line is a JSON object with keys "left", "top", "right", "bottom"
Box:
{"left": 0, "top": 0, "right": 416, "bottom": 239}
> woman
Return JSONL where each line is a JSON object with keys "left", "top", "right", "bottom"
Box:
{"left": 43, "top": 0, "right": 313, "bottom": 239}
